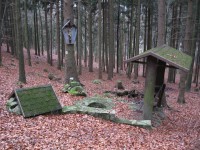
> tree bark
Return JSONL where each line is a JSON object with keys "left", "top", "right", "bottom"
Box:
{"left": 186, "top": 0, "right": 200, "bottom": 91}
{"left": 78, "top": 0, "right": 82, "bottom": 75}
{"left": 64, "top": 0, "right": 79, "bottom": 83}
{"left": 44, "top": 4, "right": 50, "bottom": 64}
{"left": 178, "top": 0, "right": 193, "bottom": 103}
{"left": 107, "top": 0, "right": 114, "bottom": 80}
{"left": 16, "top": 0, "right": 26, "bottom": 83}
{"left": 56, "top": 0, "right": 61, "bottom": 70}
{"left": 88, "top": 7, "right": 93, "bottom": 72}
{"left": 50, "top": 1, "right": 53, "bottom": 66}
{"left": 156, "top": 0, "right": 166, "bottom": 95}
{"left": 98, "top": 0, "right": 102, "bottom": 79}
{"left": 24, "top": 0, "right": 31, "bottom": 66}
{"left": 134, "top": 0, "right": 141, "bottom": 80}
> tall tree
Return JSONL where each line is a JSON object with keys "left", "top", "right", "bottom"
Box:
{"left": 56, "top": 0, "right": 61, "bottom": 70}
{"left": 64, "top": 0, "right": 79, "bottom": 83}
{"left": 44, "top": 3, "right": 50, "bottom": 64}
{"left": 88, "top": 4, "right": 93, "bottom": 72}
{"left": 127, "top": 2, "right": 134, "bottom": 79}
{"left": 24, "top": 0, "right": 31, "bottom": 66}
{"left": 186, "top": 0, "right": 200, "bottom": 91}
{"left": 156, "top": 0, "right": 166, "bottom": 94}
{"left": 134, "top": 0, "right": 141, "bottom": 80}
{"left": 50, "top": 1, "right": 53, "bottom": 66}
{"left": 98, "top": 0, "right": 102, "bottom": 79}
{"left": 107, "top": 0, "right": 114, "bottom": 80}
{"left": 0, "top": 0, "right": 2, "bottom": 66}
{"left": 78, "top": 0, "right": 82, "bottom": 75}
{"left": 178, "top": 0, "right": 193, "bottom": 103}
{"left": 16, "top": 0, "right": 26, "bottom": 83}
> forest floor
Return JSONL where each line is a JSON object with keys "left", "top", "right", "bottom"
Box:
{"left": 0, "top": 45, "right": 200, "bottom": 149}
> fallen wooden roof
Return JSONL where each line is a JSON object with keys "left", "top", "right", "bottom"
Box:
{"left": 12, "top": 85, "right": 62, "bottom": 118}
{"left": 124, "top": 45, "right": 192, "bottom": 72}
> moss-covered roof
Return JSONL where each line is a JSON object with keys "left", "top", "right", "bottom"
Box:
{"left": 14, "top": 85, "right": 62, "bottom": 118}
{"left": 124, "top": 45, "right": 192, "bottom": 72}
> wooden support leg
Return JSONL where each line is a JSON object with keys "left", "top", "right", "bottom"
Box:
{"left": 143, "top": 56, "right": 157, "bottom": 120}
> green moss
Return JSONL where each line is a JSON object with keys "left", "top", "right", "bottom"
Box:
{"left": 15, "top": 85, "right": 62, "bottom": 118}
{"left": 92, "top": 79, "right": 102, "bottom": 84}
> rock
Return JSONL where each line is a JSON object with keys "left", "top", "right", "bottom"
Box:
{"left": 115, "top": 81, "right": 125, "bottom": 90}
{"left": 48, "top": 73, "right": 55, "bottom": 80}
{"left": 92, "top": 79, "right": 102, "bottom": 84}
{"left": 6, "top": 97, "right": 22, "bottom": 115}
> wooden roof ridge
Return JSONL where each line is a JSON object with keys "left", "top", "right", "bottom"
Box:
{"left": 124, "top": 44, "right": 192, "bottom": 72}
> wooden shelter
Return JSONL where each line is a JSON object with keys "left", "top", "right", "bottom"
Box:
{"left": 124, "top": 45, "right": 192, "bottom": 120}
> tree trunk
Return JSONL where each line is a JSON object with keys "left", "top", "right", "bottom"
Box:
{"left": 186, "top": 0, "right": 200, "bottom": 91}
{"left": 16, "top": 0, "right": 26, "bottom": 83}
{"left": 107, "top": 0, "right": 114, "bottom": 80}
{"left": 0, "top": 0, "right": 2, "bottom": 66}
{"left": 88, "top": 7, "right": 93, "bottom": 72}
{"left": 134, "top": 0, "right": 141, "bottom": 80}
{"left": 61, "top": 0, "right": 65, "bottom": 66}
{"left": 84, "top": 7, "right": 87, "bottom": 67}
{"left": 127, "top": 4, "right": 134, "bottom": 79}
{"left": 116, "top": 0, "right": 120, "bottom": 73}
{"left": 78, "top": 0, "right": 82, "bottom": 75}
{"left": 64, "top": 0, "right": 79, "bottom": 83}
{"left": 156, "top": 0, "right": 166, "bottom": 92}
{"left": 98, "top": 0, "right": 102, "bottom": 79}
{"left": 168, "top": 3, "right": 177, "bottom": 83}
{"left": 143, "top": 6, "right": 147, "bottom": 77}
{"left": 24, "top": 0, "right": 31, "bottom": 66}
{"left": 44, "top": 4, "right": 50, "bottom": 64}
{"left": 56, "top": 0, "right": 61, "bottom": 70}
{"left": 178, "top": 0, "right": 193, "bottom": 103}
{"left": 50, "top": 1, "right": 53, "bottom": 66}
{"left": 39, "top": 7, "right": 44, "bottom": 56}
{"left": 147, "top": 0, "right": 152, "bottom": 50}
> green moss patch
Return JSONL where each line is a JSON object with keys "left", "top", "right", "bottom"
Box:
{"left": 12, "top": 85, "right": 62, "bottom": 118}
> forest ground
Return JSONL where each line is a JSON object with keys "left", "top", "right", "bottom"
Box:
{"left": 0, "top": 45, "right": 200, "bottom": 149}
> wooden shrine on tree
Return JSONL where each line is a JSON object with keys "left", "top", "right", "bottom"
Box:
{"left": 124, "top": 44, "right": 192, "bottom": 120}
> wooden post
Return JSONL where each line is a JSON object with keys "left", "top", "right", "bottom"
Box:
{"left": 143, "top": 56, "right": 157, "bottom": 120}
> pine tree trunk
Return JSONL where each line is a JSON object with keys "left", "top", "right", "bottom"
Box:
{"left": 61, "top": 0, "right": 65, "bottom": 66}
{"left": 108, "top": 0, "right": 114, "bottom": 80}
{"left": 84, "top": 8, "right": 87, "bottom": 67}
{"left": 134, "top": 0, "right": 141, "bottom": 80}
{"left": 78, "top": 0, "right": 82, "bottom": 75}
{"left": 16, "top": 0, "right": 26, "bottom": 83}
{"left": 50, "top": 2, "right": 53, "bottom": 66}
{"left": 178, "top": 0, "right": 193, "bottom": 103}
{"left": 147, "top": 0, "right": 152, "bottom": 50}
{"left": 88, "top": 7, "right": 93, "bottom": 72}
{"left": 39, "top": 8, "right": 44, "bottom": 56}
{"left": 127, "top": 3, "right": 134, "bottom": 79}
{"left": 186, "top": 0, "right": 200, "bottom": 91}
{"left": 116, "top": 0, "right": 120, "bottom": 73}
{"left": 24, "top": 0, "right": 31, "bottom": 66}
{"left": 64, "top": 0, "right": 79, "bottom": 83}
{"left": 56, "top": 0, "right": 61, "bottom": 70}
{"left": 45, "top": 4, "right": 50, "bottom": 64}
{"left": 0, "top": 0, "right": 2, "bottom": 66}
{"left": 98, "top": 0, "right": 102, "bottom": 79}
{"left": 156, "top": 0, "right": 166, "bottom": 92}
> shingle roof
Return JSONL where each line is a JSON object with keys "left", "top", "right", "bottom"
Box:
{"left": 124, "top": 45, "right": 192, "bottom": 72}
{"left": 14, "top": 85, "right": 62, "bottom": 118}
